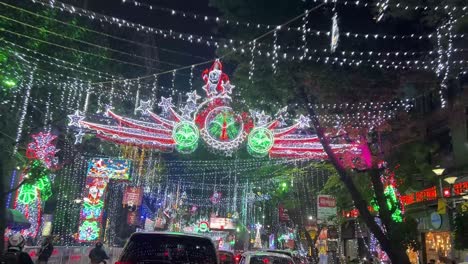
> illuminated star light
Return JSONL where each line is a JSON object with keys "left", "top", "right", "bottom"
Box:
{"left": 68, "top": 110, "right": 85, "bottom": 127}
{"left": 256, "top": 111, "right": 271, "bottom": 126}
{"left": 296, "top": 114, "right": 311, "bottom": 129}
{"left": 277, "top": 115, "right": 287, "bottom": 127}
{"left": 74, "top": 130, "right": 85, "bottom": 145}
{"left": 181, "top": 105, "right": 195, "bottom": 120}
{"left": 186, "top": 90, "right": 201, "bottom": 103}
{"left": 222, "top": 82, "right": 235, "bottom": 94}
{"left": 158, "top": 96, "right": 175, "bottom": 112}
{"left": 135, "top": 99, "right": 153, "bottom": 115}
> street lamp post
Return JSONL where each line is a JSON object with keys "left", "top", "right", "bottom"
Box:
{"left": 432, "top": 167, "right": 445, "bottom": 197}
{"left": 443, "top": 176, "right": 458, "bottom": 262}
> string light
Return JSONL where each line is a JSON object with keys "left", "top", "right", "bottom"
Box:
{"left": 2, "top": 39, "right": 116, "bottom": 79}
{"left": 13, "top": 68, "right": 35, "bottom": 154}
{"left": 134, "top": 78, "right": 141, "bottom": 115}
{"left": 122, "top": 0, "right": 467, "bottom": 33}
{"left": 0, "top": 1, "right": 210, "bottom": 62}
{"left": 272, "top": 29, "right": 279, "bottom": 74}
{"left": 307, "top": 0, "right": 467, "bottom": 12}
{"left": 301, "top": 11, "right": 309, "bottom": 60}
{"left": 330, "top": 12, "right": 339, "bottom": 53}
{"left": 375, "top": 0, "right": 389, "bottom": 22}
{"left": 0, "top": 14, "right": 182, "bottom": 69}
{"left": 172, "top": 70, "right": 177, "bottom": 96}
{"left": 0, "top": 27, "right": 159, "bottom": 71}
{"left": 189, "top": 66, "right": 194, "bottom": 90}
{"left": 249, "top": 40, "right": 257, "bottom": 81}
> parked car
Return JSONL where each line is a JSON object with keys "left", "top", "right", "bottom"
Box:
{"left": 262, "top": 250, "right": 308, "bottom": 264}
{"left": 116, "top": 232, "right": 218, "bottom": 264}
{"left": 218, "top": 250, "right": 236, "bottom": 264}
{"left": 239, "top": 251, "right": 295, "bottom": 264}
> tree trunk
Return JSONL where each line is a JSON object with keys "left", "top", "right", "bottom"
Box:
{"left": 305, "top": 104, "right": 411, "bottom": 264}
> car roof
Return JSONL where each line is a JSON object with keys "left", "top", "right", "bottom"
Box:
{"left": 243, "top": 251, "right": 293, "bottom": 259}
{"left": 129, "top": 232, "right": 213, "bottom": 240}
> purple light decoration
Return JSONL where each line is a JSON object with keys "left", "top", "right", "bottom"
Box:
{"left": 6, "top": 170, "right": 17, "bottom": 208}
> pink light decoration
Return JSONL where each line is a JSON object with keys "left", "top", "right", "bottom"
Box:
{"left": 26, "top": 132, "right": 59, "bottom": 169}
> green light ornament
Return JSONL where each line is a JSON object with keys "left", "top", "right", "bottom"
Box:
{"left": 18, "top": 184, "right": 38, "bottom": 205}
{"left": 172, "top": 121, "right": 199, "bottom": 153}
{"left": 78, "top": 220, "right": 100, "bottom": 241}
{"left": 247, "top": 127, "right": 274, "bottom": 157}
{"left": 371, "top": 185, "right": 403, "bottom": 222}
{"left": 198, "top": 221, "right": 209, "bottom": 233}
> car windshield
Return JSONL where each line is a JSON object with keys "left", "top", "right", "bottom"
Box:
{"left": 119, "top": 233, "right": 217, "bottom": 264}
{"left": 250, "top": 255, "right": 294, "bottom": 264}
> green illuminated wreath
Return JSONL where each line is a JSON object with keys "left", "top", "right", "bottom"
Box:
{"left": 247, "top": 127, "right": 274, "bottom": 156}
{"left": 172, "top": 121, "right": 199, "bottom": 153}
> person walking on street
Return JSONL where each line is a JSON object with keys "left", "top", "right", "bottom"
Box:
{"left": 89, "top": 242, "right": 109, "bottom": 264}
{"left": 37, "top": 237, "right": 54, "bottom": 264}
{"left": 1, "top": 233, "right": 34, "bottom": 264}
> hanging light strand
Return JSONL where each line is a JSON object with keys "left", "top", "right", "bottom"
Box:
{"left": 13, "top": 66, "right": 36, "bottom": 154}
{"left": 249, "top": 40, "right": 257, "bottom": 81}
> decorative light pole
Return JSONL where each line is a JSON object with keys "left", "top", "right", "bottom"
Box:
{"left": 254, "top": 223, "right": 262, "bottom": 249}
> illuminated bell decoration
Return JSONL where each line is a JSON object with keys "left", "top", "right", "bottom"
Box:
{"left": 247, "top": 127, "right": 274, "bottom": 157}
{"left": 172, "top": 121, "right": 199, "bottom": 154}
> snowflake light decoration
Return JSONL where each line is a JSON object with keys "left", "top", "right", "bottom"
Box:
{"left": 26, "top": 132, "right": 59, "bottom": 169}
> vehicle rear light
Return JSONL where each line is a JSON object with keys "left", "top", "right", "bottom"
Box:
{"left": 263, "top": 258, "right": 270, "bottom": 264}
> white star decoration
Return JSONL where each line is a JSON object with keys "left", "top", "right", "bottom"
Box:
{"left": 74, "top": 129, "right": 85, "bottom": 144}
{"left": 68, "top": 110, "right": 85, "bottom": 127}
{"left": 181, "top": 105, "right": 195, "bottom": 120}
{"left": 222, "top": 82, "right": 235, "bottom": 94}
{"left": 296, "top": 114, "right": 311, "bottom": 129}
{"left": 158, "top": 96, "right": 175, "bottom": 112}
{"left": 256, "top": 111, "right": 271, "bottom": 126}
{"left": 186, "top": 91, "right": 201, "bottom": 104}
{"left": 277, "top": 115, "right": 287, "bottom": 127}
{"left": 135, "top": 99, "right": 153, "bottom": 115}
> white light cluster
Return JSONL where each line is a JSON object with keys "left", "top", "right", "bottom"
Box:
{"left": 309, "top": 0, "right": 466, "bottom": 12}
{"left": 13, "top": 67, "right": 36, "bottom": 154}
{"left": 375, "top": 0, "right": 389, "bottom": 22}
{"left": 301, "top": 10, "right": 309, "bottom": 60}
{"left": 123, "top": 0, "right": 466, "bottom": 33}
{"left": 249, "top": 40, "right": 257, "bottom": 81}
{"left": 272, "top": 29, "right": 279, "bottom": 74}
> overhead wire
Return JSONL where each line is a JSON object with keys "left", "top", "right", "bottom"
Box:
{"left": 0, "top": 14, "right": 184, "bottom": 68}
{"left": 0, "top": 27, "right": 163, "bottom": 71}
{"left": 1, "top": 39, "right": 118, "bottom": 78}
{"left": 90, "top": 3, "right": 328, "bottom": 85}
{"left": 0, "top": 1, "right": 210, "bottom": 61}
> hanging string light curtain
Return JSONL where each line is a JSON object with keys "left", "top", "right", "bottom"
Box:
{"left": 123, "top": 0, "right": 467, "bottom": 34}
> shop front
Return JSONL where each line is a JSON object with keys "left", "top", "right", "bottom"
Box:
{"left": 415, "top": 211, "right": 452, "bottom": 264}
